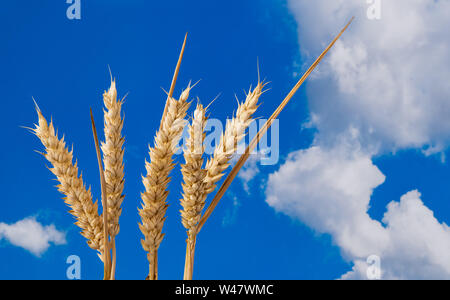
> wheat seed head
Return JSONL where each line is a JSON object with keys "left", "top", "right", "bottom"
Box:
{"left": 180, "top": 103, "right": 208, "bottom": 236}
{"left": 204, "top": 81, "right": 264, "bottom": 194}
{"left": 139, "top": 84, "right": 192, "bottom": 254}
{"left": 101, "top": 79, "right": 125, "bottom": 238}
{"left": 32, "top": 108, "right": 104, "bottom": 256}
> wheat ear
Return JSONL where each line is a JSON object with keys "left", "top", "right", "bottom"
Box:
{"left": 139, "top": 85, "right": 192, "bottom": 280}
{"left": 180, "top": 103, "right": 208, "bottom": 280}
{"left": 32, "top": 108, "right": 104, "bottom": 257}
{"left": 101, "top": 79, "right": 125, "bottom": 238}
{"left": 100, "top": 79, "right": 125, "bottom": 279}
{"left": 180, "top": 83, "right": 264, "bottom": 280}
{"left": 180, "top": 103, "right": 207, "bottom": 234}
{"left": 204, "top": 82, "right": 264, "bottom": 195}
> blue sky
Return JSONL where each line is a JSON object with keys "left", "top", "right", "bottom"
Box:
{"left": 1, "top": 0, "right": 450, "bottom": 280}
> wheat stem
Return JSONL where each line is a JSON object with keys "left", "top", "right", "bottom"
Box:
{"left": 183, "top": 239, "right": 190, "bottom": 280}
{"left": 185, "top": 234, "right": 197, "bottom": 280}
{"left": 90, "top": 108, "right": 111, "bottom": 280}
{"left": 110, "top": 238, "right": 116, "bottom": 280}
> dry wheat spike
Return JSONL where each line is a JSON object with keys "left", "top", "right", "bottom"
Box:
{"left": 203, "top": 82, "right": 264, "bottom": 195}
{"left": 139, "top": 84, "right": 192, "bottom": 280}
{"left": 180, "top": 103, "right": 208, "bottom": 235}
{"left": 32, "top": 108, "right": 105, "bottom": 258}
{"left": 101, "top": 79, "right": 125, "bottom": 239}
{"left": 180, "top": 103, "right": 207, "bottom": 280}
{"left": 181, "top": 83, "right": 264, "bottom": 280}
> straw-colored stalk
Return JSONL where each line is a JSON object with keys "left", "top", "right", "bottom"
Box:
{"left": 101, "top": 79, "right": 125, "bottom": 279}
{"left": 139, "top": 86, "right": 191, "bottom": 280}
{"left": 180, "top": 103, "right": 207, "bottom": 280}
{"left": 90, "top": 109, "right": 112, "bottom": 279}
{"left": 32, "top": 109, "right": 105, "bottom": 260}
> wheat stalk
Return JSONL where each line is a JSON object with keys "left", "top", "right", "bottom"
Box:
{"left": 180, "top": 103, "right": 208, "bottom": 280}
{"left": 90, "top": 109, "right": 112, "bottom": 279}
{"left": 100, "top": 79, "right": 125, "bottom": 279}
{"left": 139, "top": 85, "right": 192, "bottom": 280}
{"left": 32, "top": 108, "right": 105, "bottom": 258}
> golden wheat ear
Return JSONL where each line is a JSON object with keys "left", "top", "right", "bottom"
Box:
{"left": 138, "top": 33, "right": 190, "bottom": 280}
{"left": 179, "top": 79, "right": 266, "bottom": 281}
{"left": 100, "top": 78, "right": 125, "bottom": 279}
{"left": 180, "top": 103, "right": 208, "bottom": 280}
{"left": 139, "top": 83, "right": 192, "bottom": 280}
{"left": 180, "top": 103, "right": 208, "bottom": 233}
{"left": 203, "top": 80, "right": 265, "bottom": 196}
{"left": 31, "top": 107, "right": 105, "bottom": 259}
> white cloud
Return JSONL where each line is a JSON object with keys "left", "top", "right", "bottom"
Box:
{"left": 264, "top": 0, "right": 450, "bottom": 280}
{"left": 341, "top": 190, "right": 450, "bottom": 280}
{"left": 288, "top": 0, "right": 450, "bottom": 154}
{"left": 266, "top": 143, "right": 450, "bottom": 279}
{"left": 0, "top": 217, "right": 66, "bottom": 256}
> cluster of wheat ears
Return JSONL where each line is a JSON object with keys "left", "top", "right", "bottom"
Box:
{"left": 30, "top": 19, "right": 352, "bottom": 280}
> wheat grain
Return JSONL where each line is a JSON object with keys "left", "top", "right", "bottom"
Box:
{"left": 32, "top": 108, "right": 104, "bottom": 257}
{"left": 203, "top": 82, "right": 264, "bottom": 194}
{"left": 101, "top": 79, "right": 125, "bottom": 239}
{"left": 139, "top": 84, "right": 191, "bottom": 279}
